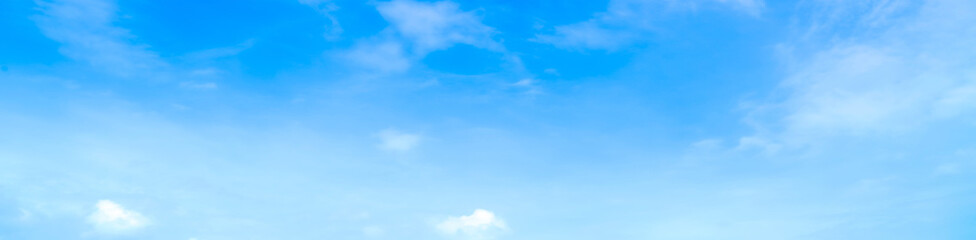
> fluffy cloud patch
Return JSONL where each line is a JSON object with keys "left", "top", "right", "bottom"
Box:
{"left": 377, "top": 129, "right": 421, "bottom": 152}
{"left": 436, "top": 209, "right": 507, "bottom": 239}
{"left": 88, "top": 200, "right": 149, "bottom": 234}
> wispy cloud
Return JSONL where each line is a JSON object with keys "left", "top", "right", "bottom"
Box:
{"left": 33, "top": 0, "right": 166, "bottom": 77}
{"left": 744, "top": 0, "right": 976, "bottom": 147}
{"left": 376, "top": 0, "right": 501, "bottom": 55}
{"left": 299, "top": 0, "right": 343, "bottom": 40}
{"left": 377, "top": 128, "right": 421, "bottom": 152}
{"left": 339, "top": 0, "right": 510, "bottom": 73}
{"left": 534, "top": 0, "right": 765, "bottom": 50}
{"left": 179, "top": 81, "right": 218, "bottom": 90}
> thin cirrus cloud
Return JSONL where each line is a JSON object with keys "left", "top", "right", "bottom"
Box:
{"left": 740, "top": 0, "right": 976, "bottom": 149}
{"left": 299, "top": 0, "right": 343, "bottom": 40}
{"left": 377, "top": 129, "right": 422, "bottom": 152}
{"left": 339, "top": 0, "right": 503, "bottom": 73}
{"left": 33, "top": 0, "right": 166, "bottom": 77}
{"left": 5, "top": 0, "right": 976, "bottom": 239}
{"left": 88, "top": 200, "right": 149, "bottom": 234}
{"left": 436, "top": 209, "right": 507, "bottom": 239}
{"left": 376, "top": 0, "right": 502, "bottom": 54}
{"left": 32, "top": 0, "right": 257, "bottom": 85}
{"left": 534, "top": 0, "right": 765, "bottom": 50}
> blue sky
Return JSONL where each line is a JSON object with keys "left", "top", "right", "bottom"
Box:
{"left": 2, "top": 0, "right": 976, "bottom": 239}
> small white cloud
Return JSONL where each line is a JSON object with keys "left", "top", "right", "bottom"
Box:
{"left": 510, "top": 78, "right": 543, "bottom": 95}
{"left": 376, "top": 0, "right": 501, "bottom": 54}
{"left": 507, "top": 78, "right": 545, "bottom": 95}
{"left": 377, "top": 129, "right": 421, "bottom": 152}
{"left": 436, "top": 209, "right": 507, "bottom": 239}
{"left": 88, "top": 200, "right": 149, "bottom": 234}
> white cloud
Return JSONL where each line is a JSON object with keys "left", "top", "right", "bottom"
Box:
{"left": 744, "top": 0, "right": 976, "bottom": 147}
{"left": 339, "top": 0, "right": 526, "bottom": 76}
{"left": 183, "top": 40, "right": 255, "bottom": 61}
{"left": 33, "top": 0, "right": 250, "bottom": 82}
{"left": 376, "top": 0, "right": 501, "bottom": 55}
{"left": 377, "top": 129, "right": 421, "bottom": 152}
{"left": 88, "top": 200, "right": 149, "bottom": 234}
{"left": 510, "top": 78, "right": 543, "bottom": 95}
{"left": 299, "top": 0, "right": 343, "bottom": 40}
{"left": 534, "top": 21, "right": 640, "bottom": 50}
{"left": 436, "top": 209, "right": 507, "bottom": 239}
{"left": 532, "top": 0, "right": 653, "bottom": 51}
{"left": 534, "top": 0, "right": 764, "bottom": 50}
{"left": 338, "top": 0, "right": 501, "bottom": 72}
{"left": 34, "top": 0, "right": 166, "bottom": 77}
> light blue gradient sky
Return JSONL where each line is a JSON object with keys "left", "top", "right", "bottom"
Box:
{"left": 2, "top": 0, "right": 976, "bottom": 239}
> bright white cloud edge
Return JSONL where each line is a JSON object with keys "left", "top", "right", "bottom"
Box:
{"left": 436, "top": 209, "right": 508, "bottom": 239}
{"left": 88, "top": 200, "right": 149, "bottom": 234}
